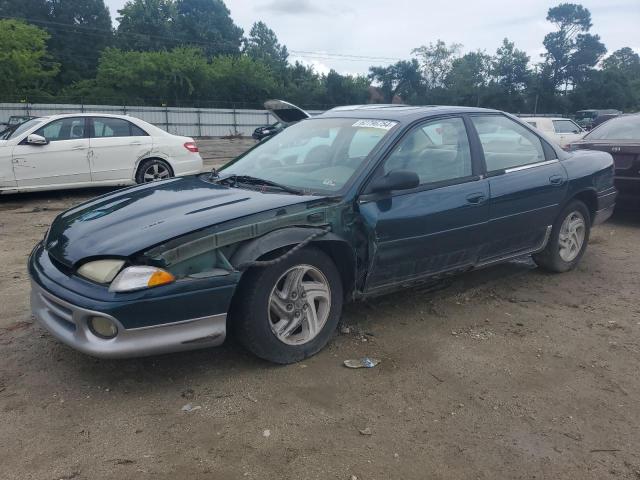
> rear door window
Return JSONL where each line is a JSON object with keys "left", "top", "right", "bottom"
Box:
{"left": 553, "top": 119, "right": 582, "bottom": 134}
{"left": 471, "top": 115, "right": 546, "bottom": 172}
{"left": 92, "top": 117, "right": 147, "bottom": 138}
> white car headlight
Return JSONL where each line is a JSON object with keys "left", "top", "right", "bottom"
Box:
{"left": 109, "top": 266, "right": 175, "bottom": 293}
{"left": 77, "top": 259, "right": 125, "bottom": 284}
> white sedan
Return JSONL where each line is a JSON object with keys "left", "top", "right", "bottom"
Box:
{"left": 0, "top": 113, "right": 203, "bottom": 193}
{"left": 522, "top": 117, "right": 585, "bottom": 148}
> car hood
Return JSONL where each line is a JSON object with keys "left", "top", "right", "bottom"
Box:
{"left": 45, "top": 176, "right": 322, "bottom": 266}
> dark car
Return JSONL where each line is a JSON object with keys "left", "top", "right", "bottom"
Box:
{"left": 252, "top": 99, "right": 310, "bottom": 141}
{"left": 569, "top": 113, "right": 640, "bottom": 201}
{"left": 29, "top": 105, "right": 616, "bottom": 363}
{"left": 575, "top": 109, "right": 622, "bottom": 130}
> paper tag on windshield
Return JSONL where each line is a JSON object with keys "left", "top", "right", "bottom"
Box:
{"left": 352, "top": 120, "right": 397, "bottom": 130}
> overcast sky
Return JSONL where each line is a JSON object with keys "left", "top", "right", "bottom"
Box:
{"left": 104, "top": 0, "right": 640, "bottom": 75}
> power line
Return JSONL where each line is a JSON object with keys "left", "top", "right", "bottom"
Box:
{"left": 0, "top": 14, "right": 400, "bottom": 64}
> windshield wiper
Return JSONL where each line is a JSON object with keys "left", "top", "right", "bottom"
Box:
{"left": 219, "top": 174, "right": 304, "bottom": 195}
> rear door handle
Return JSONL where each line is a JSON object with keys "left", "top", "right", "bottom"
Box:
{"left": 549, "top": 175, "right": 565, "bottom": 186}
{"left": 130, "top": 141, "right": 142, "bottom": 145}
{"left": 71, "top": 145, "right": 86, "bottom": 150}
{"left": 466, "top": 193, "right": 486, "bottom": 205}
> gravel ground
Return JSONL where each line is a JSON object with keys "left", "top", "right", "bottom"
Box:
{"left": 1, "top": 139, "right": 639, "bottom": 480}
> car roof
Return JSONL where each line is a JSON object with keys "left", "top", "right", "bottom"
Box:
{"left": 316, "top": 105, "right": 500, "bottom": 123}
{"left": 27, "top": 113, "right": 143, "bottom": 121}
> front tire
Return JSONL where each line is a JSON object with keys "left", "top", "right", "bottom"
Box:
{"left": 533, "top": 200, "right": 590, "bottom": 273}
{"left": 233, "top": 247, "right": 343, "bottom": 364}
{"left": 135, "top": 158, "right": 173, "bottom": 184}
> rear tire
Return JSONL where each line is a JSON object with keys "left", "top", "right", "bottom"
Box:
{"left": 533, "top": 200, "right": 590, "bottom": 273}
{"left": 135, "top": 158, "right": 173, "bottom": 184}
{"left": 233, "top": 247, "right": 343, "bottom": 364}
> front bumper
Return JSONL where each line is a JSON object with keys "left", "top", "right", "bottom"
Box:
{"left": 31, "top": 280, "right": 227, "bottom": 359}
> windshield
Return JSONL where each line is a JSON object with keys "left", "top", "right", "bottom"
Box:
{"left": 1, "top": 118, "right": 43, "bottom": 140}
{"left": 576, "top": 111, "right": 596, "bottom": 121}
{"left": 585, "top": 116, "right": 640, "bottom": 141}
{"left": 221, "top": 117, "right": 398, "bottom": 193}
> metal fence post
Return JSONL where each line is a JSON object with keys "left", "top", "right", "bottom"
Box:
{"left": 232, "top": 104, "right": 238, "bottom": 135}
{"left": 165, "top": 105, "right": 170, "bottom": 133}
{"left": 197, "top": 107, "right": 202, "bottom": 137}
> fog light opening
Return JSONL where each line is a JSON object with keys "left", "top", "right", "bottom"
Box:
{"left": 88, "top": 316, "right": 118, "bottom": 339}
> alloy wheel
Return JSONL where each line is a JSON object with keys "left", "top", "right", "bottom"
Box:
{"left": 558, "top": 211, "right": 586, "bottom": 262}
{"left": 143, "top": 162, "right": 171, "bottom": 182}
{"left": 268, "top": 264, "right": 331, "bottom": 345}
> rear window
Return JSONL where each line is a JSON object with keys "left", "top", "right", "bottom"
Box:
{"left": 586, "top": 116, "right": 640, "bottom": 140}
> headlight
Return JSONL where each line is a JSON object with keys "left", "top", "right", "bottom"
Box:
{"left": 109, "top": 266, "right": 175, "bottom": 292}
{"left": 77, "top": 259, "right": 125, "bottom": 283}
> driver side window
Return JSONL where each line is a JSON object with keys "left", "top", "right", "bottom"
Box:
{"left": 34, "top": 118, "right": 86, "bottom": 142}
{"left": 384, "top": 117, "right": 472, "bottom": 185}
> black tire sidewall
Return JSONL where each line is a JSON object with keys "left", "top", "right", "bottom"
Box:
{"left": 543, "top": 200, "right": 591, "bottom": 272}
{"left": 234, "top": 247, "right": 343, "bottom": 364}
{"left": 135, "top": 159, "right": 173, "bottom": 184}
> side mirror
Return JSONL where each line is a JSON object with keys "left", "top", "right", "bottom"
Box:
{"left": 369, "top": 170, "right": 420, "bottom": 193}
{"left": 26, "top": 134, "right": 48, "bottom": 145}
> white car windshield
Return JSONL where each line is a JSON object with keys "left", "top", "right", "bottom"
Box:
{"left": 1, "top": 118, "right": 44, "bottom": 140}
{"left": 220, "top": 118, "right": 398, "bottom": 193}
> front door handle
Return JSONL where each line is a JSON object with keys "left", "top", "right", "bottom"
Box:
{"left": 466, "top": 192, "right": 486, "bottom": 205}
{"left": 71, "top": 145, "right": 86, "bottom": 150}
{"left": 130, "top": 141, "right": 142, "bottom": 145}
{"left": 549, "top": 175, "right": 566, "bottom": 186}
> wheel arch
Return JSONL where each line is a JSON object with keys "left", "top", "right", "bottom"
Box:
{"left": 566, "top": 188, "right": 597, "bottom": 225}
{"left": 229, "top": 227, "right": 357, "bottom": 299}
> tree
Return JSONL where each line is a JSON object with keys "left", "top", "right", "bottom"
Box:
{"left": 369, "top": 59, "right": 423, "bottom": 103}
{"left": 602, "top": 47, "right": 640, "bottom": 77}
{"left": 116, "top": 0, "right": 177, "bottom": 51}
{"left": 207, "top": 55, "right": 277, "bottom": 106}
{"left": 0, "top": 19, "right": 59, "bottom": 98}
{"left": 445, "top": 51, "right": 492, "bottom": 106}
{"left": 323, "top": 70, "right": 369, "bottom": 106}
{"left": 492, "top": 39, "right": 530, "bottom": 95}
{"left": 78, "top": 47, "right": 211, "bottom": 105}
{"left": 245, "top": 21, "right": 289, "bottom": 75}
{"left": 0, "top": 0, "right": 112, "bottom": 86}
{"left": 542, "top": 3, "right": 606, "bottom": 91}
{"left": 174, "top": 0, "right": 243, "bottom": 56}
{"left": 411, "top": 40, "right": 462, "bottom": 89}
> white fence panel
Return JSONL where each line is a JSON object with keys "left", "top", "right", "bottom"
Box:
{"left": 1, "top": 103, "right": 326, "bottom": 137}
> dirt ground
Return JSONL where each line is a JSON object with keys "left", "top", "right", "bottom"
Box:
{"left": 1, "top": 139, "right": 639, "bottom": 480}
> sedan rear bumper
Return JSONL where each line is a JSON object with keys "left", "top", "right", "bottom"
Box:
{"left": 31, "top": 280, "right": 227, "bottom": 359}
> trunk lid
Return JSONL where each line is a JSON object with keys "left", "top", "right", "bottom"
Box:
{"left": 264, "top": 99, "right": 310, "bottom": 125}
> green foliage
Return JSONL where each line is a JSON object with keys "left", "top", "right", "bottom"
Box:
{"left": 174, "top": 0, "right": 243, "bottom": 56}
{"left": 0, "top": 19, "right": 59, "bottom": 96}
{"left": 0, "top": 0, "right": 112, "bottom": 86}
{"left": 116, "top": 0, "right": 243, "bottom": 56}
{"left": 0, "top": 0, "right": 637, "bottom": 114}
{"left": 542, "top": 2, "right": 606, "bottom": 90}
{"left": 369, "top": 59, "right": 423, "bottom": 103}
{"left": 245, "top": 21, "right": 289, "bottom": 75}
{"left": 116, "top": 0, "right": 177, "bottom": 51}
